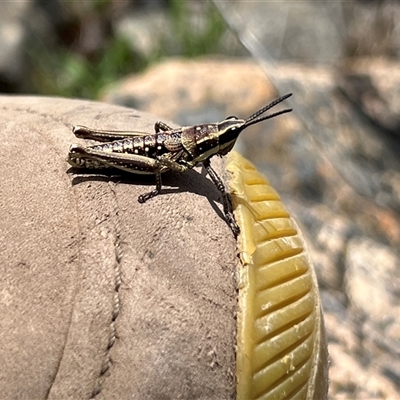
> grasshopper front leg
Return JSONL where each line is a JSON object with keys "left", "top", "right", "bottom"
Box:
{"left": 147, "top": 154, "right": 240, "bottom": 235}
{"left": 203, "top": 159, "right": 240, "bottom": 236}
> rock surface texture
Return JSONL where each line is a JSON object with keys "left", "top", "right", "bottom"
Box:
{"left": 102, "top": 57, "right": 400, "bottom": 400}
{"left": 0, "top": 97, "right": 238, "bottom": 399}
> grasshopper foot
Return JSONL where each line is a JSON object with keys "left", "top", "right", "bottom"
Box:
{"left": 225, "top": 212, "right": 240, "bottom": 236}
{"left": 138, "top": 190, "right": 159, "bottom": 203}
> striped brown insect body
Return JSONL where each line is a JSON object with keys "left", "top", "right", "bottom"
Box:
{"left": 68, "top": 94, "right": 292, "bottom": 235}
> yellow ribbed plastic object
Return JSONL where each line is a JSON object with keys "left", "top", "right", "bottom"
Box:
{"left": 226, "top": 151, "right": 329, "bottom": 400}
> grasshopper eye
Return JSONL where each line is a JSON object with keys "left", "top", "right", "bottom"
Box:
{"left": 226, "top": 116, "right": 238, "bottom": 120}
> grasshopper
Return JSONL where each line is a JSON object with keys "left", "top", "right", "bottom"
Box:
{"left": 68, "top": 93, "right": 292, "bottom": 235}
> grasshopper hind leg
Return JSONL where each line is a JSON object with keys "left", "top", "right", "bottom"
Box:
{"left": 203, "top": 160, "right": 240, "bottom": 236}
{"left": 137, "top": 171, "right": 162, "bottom": 203}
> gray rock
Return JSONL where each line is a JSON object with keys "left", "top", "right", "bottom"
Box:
{"left": 101, "top": 56, "right": 400, "bottom": 399}
{"left": 0, "top": 96, "right": 237, "bottom": 399}
{"left": 0, "top": 2, "right": 29, "bottom": 90}
{"left": 338, "top": 59, "right": 400, "bottom": 136}
{"left": 345, "top": 236, "right": 400, "bottom": 327}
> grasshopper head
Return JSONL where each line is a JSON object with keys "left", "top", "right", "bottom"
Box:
{"left": 218, "top": 93, "right": 293, "bottom": 156}
{"left": 217, "top": 117, "right": 246, "bottom": 155}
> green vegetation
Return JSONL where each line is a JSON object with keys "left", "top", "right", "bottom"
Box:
{"left": 169, "top": 0, "right": 227, "bottom": 57}
{"left": 28, "top": 1, "right": 228, "bottom": 99}
{"left": 30, "top": 37, "right": 138, "bottom": 99}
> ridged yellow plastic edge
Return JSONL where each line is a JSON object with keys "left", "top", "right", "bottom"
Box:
{"left": 226, "top": 151, "right": 329, "bottom": 400}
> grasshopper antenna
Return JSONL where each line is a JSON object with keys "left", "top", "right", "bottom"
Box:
{"left": 243, "top": 93, "right": 292, "bottom": 128}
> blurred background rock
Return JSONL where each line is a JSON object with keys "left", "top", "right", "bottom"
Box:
{"left": 1, "top": 0, "right": 400, "bottom": 398}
